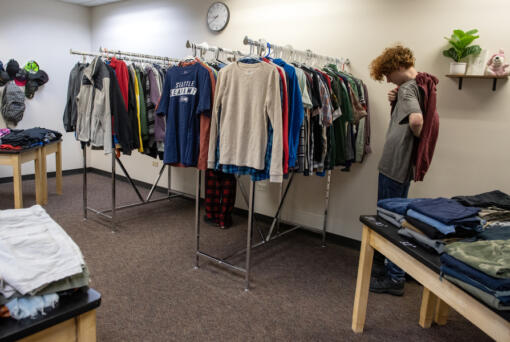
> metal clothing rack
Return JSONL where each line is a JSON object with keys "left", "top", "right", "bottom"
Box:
{"left": 242, "top": 35, "right": 351, "bottom": 68}
{"left": 71, "top": 48, "right": 183, "bottom": 229}
{"left": 192, "top": 39, "right": 342, "bottom": 291}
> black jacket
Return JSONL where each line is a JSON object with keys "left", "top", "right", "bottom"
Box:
{"left": 63, "top": 62, "right": 87, "bottom": 132}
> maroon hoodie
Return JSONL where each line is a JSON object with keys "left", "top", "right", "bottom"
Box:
{"left": 391, "top": 72, "right": 439, "bottom": 182}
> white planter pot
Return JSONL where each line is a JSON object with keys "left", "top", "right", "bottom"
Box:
{"left": 450, "top": 62, "right": 467, "bottom": 75}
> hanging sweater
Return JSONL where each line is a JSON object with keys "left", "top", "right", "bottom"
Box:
{"left": 208, "top": 61, "right": 283, "bottom": 183}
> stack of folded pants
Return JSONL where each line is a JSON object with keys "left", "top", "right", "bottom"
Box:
{"left": 441, "top": 239, "right": 510, "bottom": 311}
{"left": 376, "top": 198, "right": 426, "bottom": 228}
{"left": 395, "top": 198, "right": 482, "bottom": 254}
{"left": 0, "top": 205, "right": 90, "bottom": 320}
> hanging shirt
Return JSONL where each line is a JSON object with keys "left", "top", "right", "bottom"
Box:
{"left": 208, "top": 61, "right": 283, "bottom": 183}
{"left": 156, "top": 63, "right": 211, "bottom": 166}
{"left": 273, "top": 59, "right": 305, "bottom": 169}
{"left": 109, "top": 58, "right": 129, "bottom": 108}
{"left": 263, "top": 58, "right": 289, "bottom": 175}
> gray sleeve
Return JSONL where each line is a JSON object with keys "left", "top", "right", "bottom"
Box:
{"left": 397, "top": 83, "right": 422, "bottom": 124}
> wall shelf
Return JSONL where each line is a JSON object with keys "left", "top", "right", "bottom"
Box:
{"left": 446, "top": 74, "right": 508, "bottom": 91}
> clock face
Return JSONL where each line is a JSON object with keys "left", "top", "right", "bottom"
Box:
{"left": 207, "top": 2, "right": 229, "bottom": 32}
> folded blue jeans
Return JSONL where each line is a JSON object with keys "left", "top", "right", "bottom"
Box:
{"left": 440, "top": 254, "right": 510, "bottom": 293}
{"left": 441, "top": 265, "right": 510, "bottom": 304}
{"left": 408, "top": 197, "right": 480, "bottom": 225}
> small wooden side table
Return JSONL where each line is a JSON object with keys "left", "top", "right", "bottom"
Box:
{"left": 0, "top": 146, "right": 44, "bottom": 208}
{"left": 40, "top": 140, "right": 63, "bottom": 204}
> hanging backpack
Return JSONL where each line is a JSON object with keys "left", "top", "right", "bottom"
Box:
{"left": 1, "top": 81, "right": 25, "bottom": 125}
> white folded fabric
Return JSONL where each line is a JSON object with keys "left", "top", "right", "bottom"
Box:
{"left": 0, "top": 205, "right": 84, "bottom": 296}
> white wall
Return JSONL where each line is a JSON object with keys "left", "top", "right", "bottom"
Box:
{"left": 85, "top": 0, "right": 510, "bottom": 241}
{"left": 0, "top": 0, "right": 91, "bottom": 177}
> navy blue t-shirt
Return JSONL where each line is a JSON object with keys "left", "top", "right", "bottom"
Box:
{"left": 156, "top": 63, "right": 211, "bottom": 166}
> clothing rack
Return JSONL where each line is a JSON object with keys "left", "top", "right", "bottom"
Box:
{"left": 242, "top": 35, "right": 351, "bottom": 68}
{"left": 190, "top": 39, "right": 339, "bottom": 291}
{"left": 70, "top": 48, "right": 183, "bottom": 230}
{"left": 185, "top": 40, "right": 246, "bottom": 60}
{"left": 99, "top": 47, "right": 180, "bottom": 64}
{"left": 70, "top": 48, "right": 171, "bottom": 65}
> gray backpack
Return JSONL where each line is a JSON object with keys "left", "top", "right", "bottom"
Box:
{"left": 1, "top": 81, "right": 25, "bottom": 125}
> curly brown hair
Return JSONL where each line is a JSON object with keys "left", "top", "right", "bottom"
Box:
{"left": 370, "top": 45, "right": 415, "bottom": 81}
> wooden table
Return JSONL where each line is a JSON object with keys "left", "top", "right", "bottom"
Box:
{"left": 40, "top": 140, "right": 63, "bottom": 203}
{"left": 0, "top": 145, "right": 44, "bottom": 208}
{"left": 0, "top": 140, "right": 62, "bottom": 208}
{"left": 352, "top": 215, "right": 510, "bottom": 341}
{"left": 0, "top": 288, "right": 101, "bottom": 342}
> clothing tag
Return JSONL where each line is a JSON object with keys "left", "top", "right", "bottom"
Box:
{"left": 400, "top": 241, "right": 416, "bottom": 248}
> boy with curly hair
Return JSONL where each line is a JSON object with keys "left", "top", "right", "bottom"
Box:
{"left": 368, "top": 45, "right": 435, "bottom": 296}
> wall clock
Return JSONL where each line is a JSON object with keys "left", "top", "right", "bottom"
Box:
{"left": 207, "top": 2, "right": 230, "bottom": 32}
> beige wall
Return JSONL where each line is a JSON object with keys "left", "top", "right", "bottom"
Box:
{"left": 90, "top": 0, "right": 510, "bottom": 240}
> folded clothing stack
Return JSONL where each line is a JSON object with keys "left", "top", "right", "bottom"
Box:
{"left": 377, "top": 197, "right": 482, "bottom": 254}
{"left": 0, "top": 205, "right": 90, "bottom": 320}
{"left": 377, "top": 198, "right": 426, "bottom": 228}
{"left": 0, "top": 128, "right": 10, "bottom": 139}
{"left": 453, "top": 190, "right": 510, "bottom": 229}
{"left": 441, "top": 239, "right": 510, "bottom": 311}
{"left": 0, "top": 127, "right": 61, "bottom": 150}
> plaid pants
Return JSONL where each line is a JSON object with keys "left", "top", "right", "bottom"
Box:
{"left": 205, "top": 170, "right": 237, "bottom": 227}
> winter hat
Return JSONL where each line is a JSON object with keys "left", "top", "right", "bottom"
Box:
{"left": 0, "top": 68, "right": 9, "bottom": 86}
{"left": 24, "top": 60, "right": 39, "bottom": 74}
{"left": 25, "top": 70, "right": 49, "bottom": 99}
{"left": 6, "top": 60, "right": 19, "bottom": 80}
{"left": 14, "top": 69, "right": 28, "bottom": 87}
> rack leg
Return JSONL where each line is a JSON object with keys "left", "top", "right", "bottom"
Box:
{"left": 245, "top": 180, "right": 255, "bottom": 291}
{"left": 195, "top": 170, "right": 201, "bottom": 269}
{"left": 266, "top": 172, "right": 295, "bottom": 241}
{"left": 111, "top": 152, "right": 116, "bottom": 230}
{"left": 322, "top": 170, "right": 332, "bottom": 247}
{"left": 146, "top": 163, "right": 166, "bottom": 202}
{"left": 83, "top": 146, "right": 87, "bottom": 220}
{"left": 167, "top": 165, "right": 172, "bottom": 196}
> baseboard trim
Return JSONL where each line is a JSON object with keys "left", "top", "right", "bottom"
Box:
{"left": 0, "top": 168, "right": 90, "bottom": 184}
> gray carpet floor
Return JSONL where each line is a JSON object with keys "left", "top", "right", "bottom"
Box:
{"left": 0, "top": 173, "right": 492, "bottom": 341}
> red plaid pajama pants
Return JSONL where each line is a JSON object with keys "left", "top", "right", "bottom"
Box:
{"left": 205, "top": 170, "right": 237, "bottom": 227}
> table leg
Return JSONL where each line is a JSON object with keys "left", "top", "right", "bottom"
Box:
{"left": 419, "top": 287, "right": 438, "bottom": 328}
{"left": 34, "top": 148, "right": 44, "bottom": 205}
{"left": 41, "top": 146, "right": 48, "bottom": 204}
{"left": 12, "top": 156, "right": 23, "bottom": 209}
{"left": 76, "top": 310, "right": 96, "bottom": 342}
{"left": 352, "top": 225, "right": 375, "bottom": 333}
{"left": 56, "top": 142, "right": 63, "bottom": 195}
{"left": 434, "top": 298, "right": 450, "bottom": 326}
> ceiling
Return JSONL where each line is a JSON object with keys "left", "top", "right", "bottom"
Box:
{"left": 59, "top": 0, "right": 124, "bottom": 7}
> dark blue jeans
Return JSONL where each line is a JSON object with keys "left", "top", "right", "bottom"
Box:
{"left": 377, "top": 173, "right": 410, "bottom": 282}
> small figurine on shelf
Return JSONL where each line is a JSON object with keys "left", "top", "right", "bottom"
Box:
{"left": 486, "top": 49, "right": 509, "bottom": 76}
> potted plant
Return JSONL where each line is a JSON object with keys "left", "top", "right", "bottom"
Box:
{"left": 443, "top": 29, "right": 482, "bottom": 75}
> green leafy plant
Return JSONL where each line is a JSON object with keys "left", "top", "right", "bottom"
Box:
{"left": 443, "top": 29, "right": 482, "bottom": 62}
